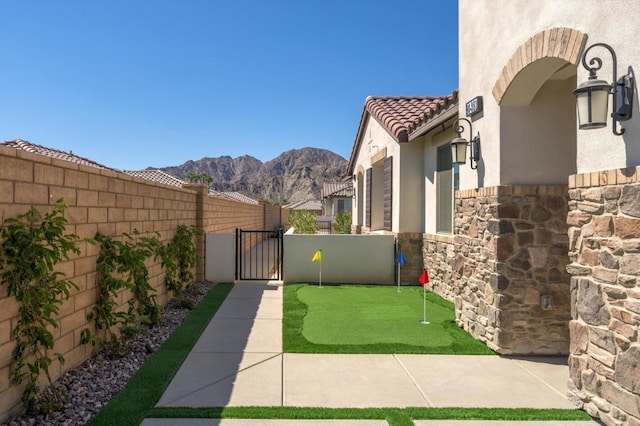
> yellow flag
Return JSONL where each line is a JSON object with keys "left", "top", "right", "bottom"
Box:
{"left": 312, "top": 250, "right": 322, "bottom": 262}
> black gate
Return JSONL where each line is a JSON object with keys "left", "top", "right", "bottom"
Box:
{"left": 235, "top": 228, "right": 283, "bottom": 280}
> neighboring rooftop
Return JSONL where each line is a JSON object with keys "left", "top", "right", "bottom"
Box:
{"left": 284, "top": 199, "right": 322, "bottom": 211}
{"left": 217, "top": 191, "right": 259, "bottom": 205}
{"left": 1, "top": 139, "right": 116, "bottom": 170}
{"left": 125, "top": 171, "right": 259, "bottom": 205}
{"left": 2, "top": 139, "right": 260, "bottom": 205}
{"left": 123, "top": 169, "right": 188, "bottom": 188}
{"left": 321, "top": 181, "right": 353, "bottom": 199}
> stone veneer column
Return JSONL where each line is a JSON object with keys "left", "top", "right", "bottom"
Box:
{"left": 453, "top": 185, "right": 571, "bottom": 354}
{"left": 422, "top": 234, "right": 456, "bottom": 301}
{"left": 396, "top": 233, "right": 423, "bottom": 285}
{"left": 566, "top": 166, "right": 640, "bottom": 426}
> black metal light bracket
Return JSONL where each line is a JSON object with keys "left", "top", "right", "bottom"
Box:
{"left": 577, "top": 42, "right": 634, "bottom": 136}
{"left": 451, "top": 118, "right": 480, "bottom": 169}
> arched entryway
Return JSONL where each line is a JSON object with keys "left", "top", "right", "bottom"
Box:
{"left": 487, "top": 28, "right": 584, "bottom": 354}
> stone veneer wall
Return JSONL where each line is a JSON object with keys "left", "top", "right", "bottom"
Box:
{"left": 396, "top": 233, "right": 424, "bottom": 285}
{"left": 453, "top": 185, "right": 571, "bottom": 355}
{"left": 566, "top": 166, "right": 640, "bottom": 426}
{"left": 0, "top": 146, "right": 287, "bottom": 420}
{"left": 422, "top": 233, "right": 456, "bottom": 301}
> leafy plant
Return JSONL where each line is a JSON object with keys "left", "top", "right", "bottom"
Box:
{"left": 334, "top": 212, "right": 352, "bottom": 234}
{"left": 289, "top": 210, "right": 319, "bottom": 234}
{"left": 87, "top": 233, "right": 135, "bottom": 352}
{"left": 0, "top": 199, "right": 80, "bottom": 412}
{"left": 87, "top": 230, "right": 162, "bottom": 353}
{"left": 125, "top": 230, "right": 163, "bottom": 326}
{"left": 160, "top": 224, "right": 199, "bottom": 296}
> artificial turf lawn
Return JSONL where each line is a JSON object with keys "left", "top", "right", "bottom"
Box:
{"left": 283, "top": 283, "right": 495, "bottom": 354}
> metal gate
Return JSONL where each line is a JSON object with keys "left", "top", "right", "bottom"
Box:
{"left": 235, "top": 228, "right": 283, "bottom": 280}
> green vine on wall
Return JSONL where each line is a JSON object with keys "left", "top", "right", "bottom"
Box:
{"left": 0, "top": 199, "right": 201, "bottom": 414}
{"left": 0, "top": 199, "right": 80, "bottom": 412}
{"left": 86, "top": 230, "right": 162, "bottom": 353}
{"left": 161, "top": 224, "right": 199, "bottom": 296}
{"left": 86, "top": 225, "right": 199, "bottom": 352}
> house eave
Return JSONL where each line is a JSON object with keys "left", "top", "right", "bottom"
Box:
{"left": 407, "top": 103, "right": 459, "bottom": 142}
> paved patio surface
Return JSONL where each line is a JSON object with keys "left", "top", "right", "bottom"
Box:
{"left": 142, "top": 282, "right": 599, "bottom": 425}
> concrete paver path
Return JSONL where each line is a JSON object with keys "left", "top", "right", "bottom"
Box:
{"left": 143, "top": 282, "right": 598, "bottom": 425}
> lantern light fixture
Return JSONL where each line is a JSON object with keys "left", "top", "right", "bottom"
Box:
{"left": 573, "top": 42, "right": 634, "bottom": 136}
{"left": 450, "top": 118, "right": 480, "bottom": 169}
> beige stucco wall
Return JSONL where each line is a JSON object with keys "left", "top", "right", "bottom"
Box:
{"left": 351, "top": 115, "right": 403, "bottom": 232}
{"left": 205, "top": 233, "right": 235, "bottom": 282}
{"left": 283, "top": 234, "right": 395, "bottom": 284}
{"left": 423, "top": 127, "right": 458, "bottom": 234}
{"left": 459, "top": 0, "right": 640, "bottom": 190}
{"left": 398, "top": 139, "right": 424, "bottom": 232}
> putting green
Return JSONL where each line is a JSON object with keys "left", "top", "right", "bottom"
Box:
{"left": 298, "top": 285, "right": 455, "bottom": 346}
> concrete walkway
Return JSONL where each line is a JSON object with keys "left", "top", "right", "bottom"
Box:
{"left": 142, "top": 282, "right": 598, "bottom": 426}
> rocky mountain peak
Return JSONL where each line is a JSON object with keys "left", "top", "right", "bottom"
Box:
{"left": 155, "top": 147, "right": 347, "bottom": 203}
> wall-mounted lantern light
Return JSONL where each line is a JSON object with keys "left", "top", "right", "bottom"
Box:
{"left": 450, "top": 118, "right": 480, "bottom": 169}
{"left": 573, "top": 42, "right": 634, "bottom": 136}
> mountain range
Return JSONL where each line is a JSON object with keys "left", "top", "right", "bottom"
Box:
{"left": 154, "top": 147, "right": 348, "bottom": 203}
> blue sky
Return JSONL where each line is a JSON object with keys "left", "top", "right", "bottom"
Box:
{"left": 0, "top": 1, "right": 458, "bottom": 170}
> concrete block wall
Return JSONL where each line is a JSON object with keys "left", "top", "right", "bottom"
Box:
{"left": 0, "top": 146, "right": 286, "bottom": 420}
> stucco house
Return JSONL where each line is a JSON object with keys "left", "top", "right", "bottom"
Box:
{"left": 454, "top": 2, "right": 639, "bottom": 423}
{"left": 284, "top": 199, "right": 322, "bottom": 216}
{"left": 348, "top": 1, "right": 639, "bottom": 423}
{"left": 321, "top": 181, "right": 353, "bottom": 217}
{"left": 347, "top": 93, "right": 459, "bottom": 283}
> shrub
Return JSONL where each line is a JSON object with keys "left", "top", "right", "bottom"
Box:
{"left": 334, "top": 212, "right": 352, "bottom": 234}
{"left": 289, "top": 210, "right": 318, "bottom": 234}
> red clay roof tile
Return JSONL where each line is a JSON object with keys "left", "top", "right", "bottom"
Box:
{"left": 347, "top": 90, "right": 459, "bottom": 175}
{"left": 364, "top": 93, "right": 458, "bottom": 142}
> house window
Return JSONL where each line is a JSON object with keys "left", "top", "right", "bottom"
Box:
{"left": 436, "top": 145, "right": 458, "bottom": 233}
{"left": 337, "top": 199, "right": 352, "bottom": 213}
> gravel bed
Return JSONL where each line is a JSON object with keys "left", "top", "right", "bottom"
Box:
{"left": 3, "top": 281, "right": 216, "bottom": 426}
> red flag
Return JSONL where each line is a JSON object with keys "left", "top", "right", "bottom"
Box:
{"left": 418, "top": 270, "right": 429, "bottom": 286}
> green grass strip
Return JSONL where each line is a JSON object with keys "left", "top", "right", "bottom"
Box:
{"left": 89, "top": 282, "right": 234, "bottom": 426}
{"left": 148, "top": 406, "right": 591, "bottom": 424}
{"left": 283, "top": 283, "right": 494, "bottom": 354}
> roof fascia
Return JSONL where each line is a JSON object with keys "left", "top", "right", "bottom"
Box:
{"left": 346, "top": 108, "right": 371, "bottom": 176}
{"left": 407, "top": 103, "right": 459, "bottom": 142}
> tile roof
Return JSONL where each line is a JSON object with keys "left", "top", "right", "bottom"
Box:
{"left": 321, "top": 181, "right": 353, "bottom": 199}
{"left": 125, "top": 171, "right": 259, "bottom": 205}
{"left": 284, "top": 199, "right": 322, "bottom": 211}
{"left": 2, "top": 139, "right": 116, "bottom": 170}
{"left": 364, "top": 93, "right": 458, "bottom": 143}
{"left": 347, "top": 90, "right": 459, "bottom": 175}
{"left": 123, "top": 169, "right": 187, "bottom": 188}
{"left": 218, "top": 191, "right": 259, "bottom": 205}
